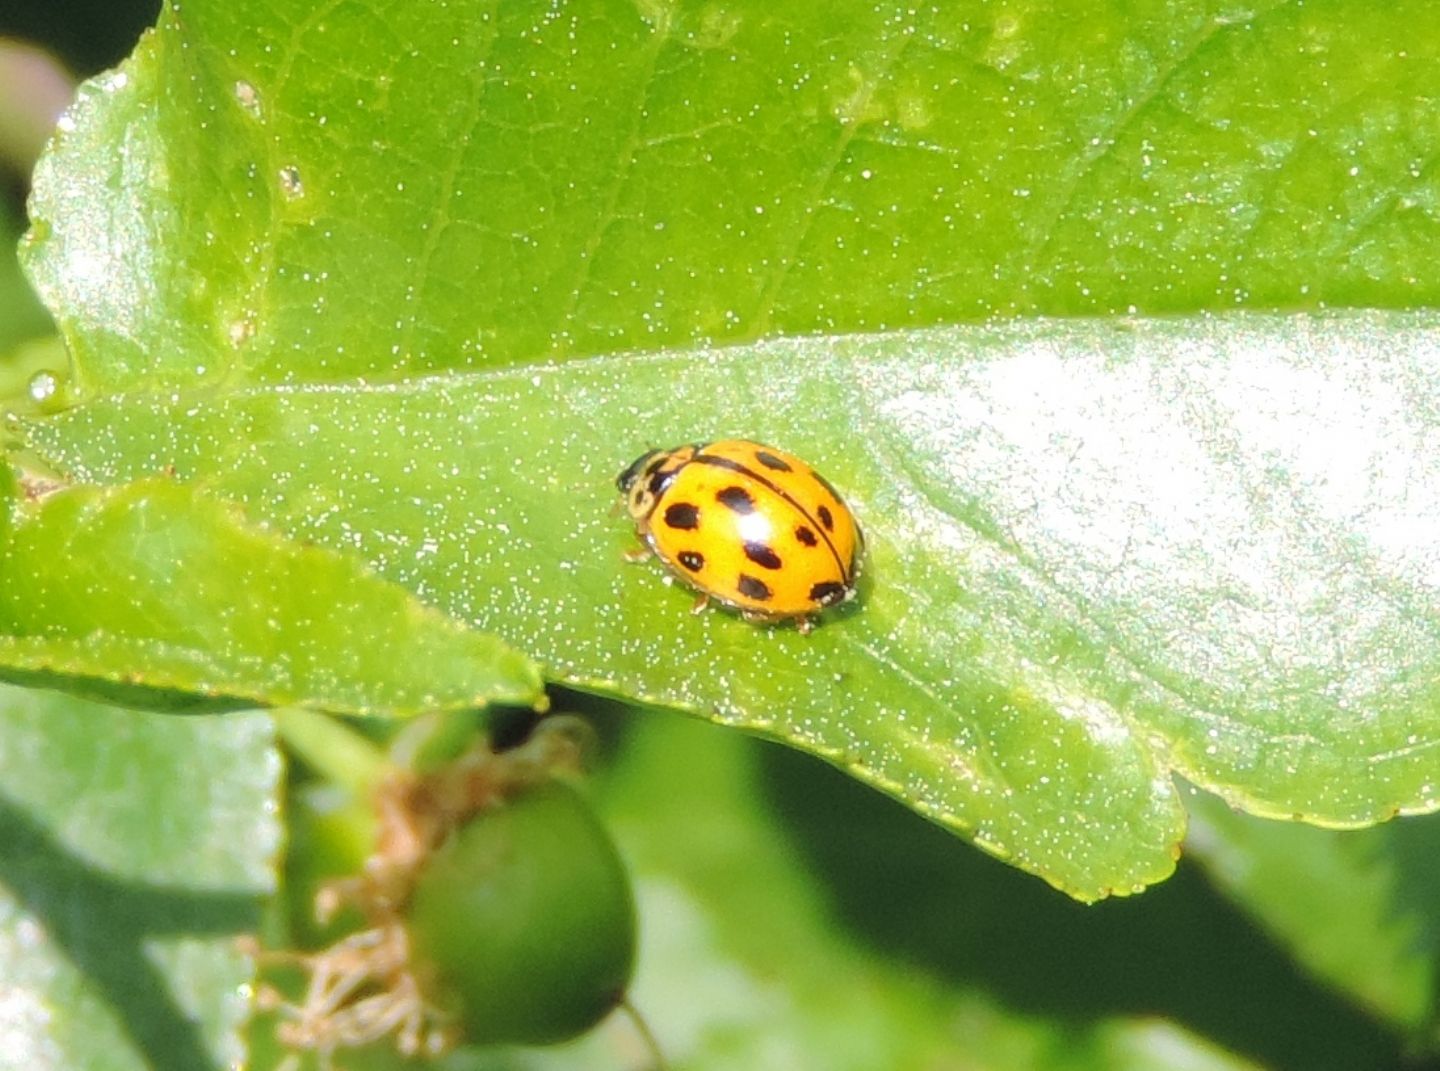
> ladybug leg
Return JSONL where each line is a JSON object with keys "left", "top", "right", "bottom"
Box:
{"left": 795, "top": 616, "right": 814, "bottom": 636}
{"left": 689, "top": 593, "right": 710, "bottom": 615}
{"left": 622, "top": 526, "right": 652, "bottom": 563}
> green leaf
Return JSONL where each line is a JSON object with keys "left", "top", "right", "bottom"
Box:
{"left": 20, "top": 312, "right": 1440, "bottom": 899}
{"left": 24, "top": 0, "right": 1440, "bottom": 397}
{"left": 0, "top": 682, "right": 277, "bottom": 1071}
{"left": 0, "top": 478, "right": 543, "bottom": 715}
{"left": 1185, "top": 791, "right": 1440, "bottom": 1039}
{"left": 19, "top": 0, "right": 1440, "bottom": 898}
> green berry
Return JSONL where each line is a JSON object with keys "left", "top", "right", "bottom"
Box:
{"left": 407, "top": 778, "right": 636, "bottom": 1046}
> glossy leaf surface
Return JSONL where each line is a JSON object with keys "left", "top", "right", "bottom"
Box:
{"left": 0, "top": 477, "right": 542, "bottom": 715}
{"left": 24, "top": 1, "right": 1440, "bottom": 396}
{"left": 15, "top": 0, "right": 1440, "bottom": 897}
{"left": 20, "top": 312, "right": 1440, "bottom": 897}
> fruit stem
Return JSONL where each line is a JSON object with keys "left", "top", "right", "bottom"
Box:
{"left": 272, "top": 707, "right": 392, "bottom": 795}
{"left": 620, "top": 997, "right": 668, "bottom": 1071}
{"left": 388, "top": 708, "right": 483, "bottom": 774}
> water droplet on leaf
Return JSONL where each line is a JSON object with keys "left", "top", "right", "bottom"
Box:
{"left": 27, "top": 371, "right": 58, "bottom": 405}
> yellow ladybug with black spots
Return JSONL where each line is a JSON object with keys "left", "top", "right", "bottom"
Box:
{"left": 617, "top": 439, "right": 862, "bottom": 633}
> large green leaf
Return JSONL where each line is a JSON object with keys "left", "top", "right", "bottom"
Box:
{"left": 16, "top": 0, "right": 1440, "bottom": 899}
{"left": 0, "top": 683, "right": 277, "bottom": 1071}
{"left": 23, "top": 0, "right": 1440, "bottom": 395}
{"left": 20, "top": 312, "right": 1440, "bottom": 899}
{"left": 0, "top": 477, "right": 542, "bottom": 715}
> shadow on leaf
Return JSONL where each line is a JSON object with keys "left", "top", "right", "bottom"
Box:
{"left": 0, "top": 787, "right": 264, "bottom": 1071}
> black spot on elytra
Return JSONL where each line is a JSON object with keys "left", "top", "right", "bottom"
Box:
{"left": 809, "top": 580, "right": 847, "bottom": 606}
{"left": 817, "top": 504, "right": 835, "bottom": 531}
{"left": 717, "top": 486, "right": 755, "bottom": 514}
{"left": 678, "top": 550, "right": 705, "bottom": 572}
{"left": 755, "top": 450, "right": 793, "bottom": 472}
{"left": 794, "top": 525, "right": 817, "bottom": 547}
{"left": 736, "top": 574, "right": 771, "bottom": 601}
{"left": 664, "top": 502, "right": 700, "bottom": 530}
{"left": 743, "top": 542, "right": 782, "bottom": 570}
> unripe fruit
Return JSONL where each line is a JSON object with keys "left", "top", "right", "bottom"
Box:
{"left": 408, "top": 779, "right": 636, "bottom": 1046}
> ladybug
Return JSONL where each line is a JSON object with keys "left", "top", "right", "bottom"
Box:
{"left": 617, "top": 439, "right": 862, "bottom": 632}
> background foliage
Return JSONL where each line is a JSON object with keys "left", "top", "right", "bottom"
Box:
{"left": 2, "top": 0, "right": 1440, "bottom": 1069}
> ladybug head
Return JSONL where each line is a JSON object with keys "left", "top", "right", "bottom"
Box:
{"left": 616, "top": 450, "right": 659, "bottom": 496}
{"left": 617, "top": 448, "right": 683, "bottom": 522}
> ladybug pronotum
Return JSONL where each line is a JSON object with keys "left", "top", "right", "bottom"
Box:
{"left": 617, "top": 439, "right": 862, "bottom": 633}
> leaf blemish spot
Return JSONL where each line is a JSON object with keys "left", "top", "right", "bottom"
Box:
{"left": 234, "top": 79, "right": 262, "bottom": 118}
{"left": 228, "top": 317, "right": 256, "bottom": 347}
{"left": 278, "top": 165, "right": 304, "bottom": 200}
